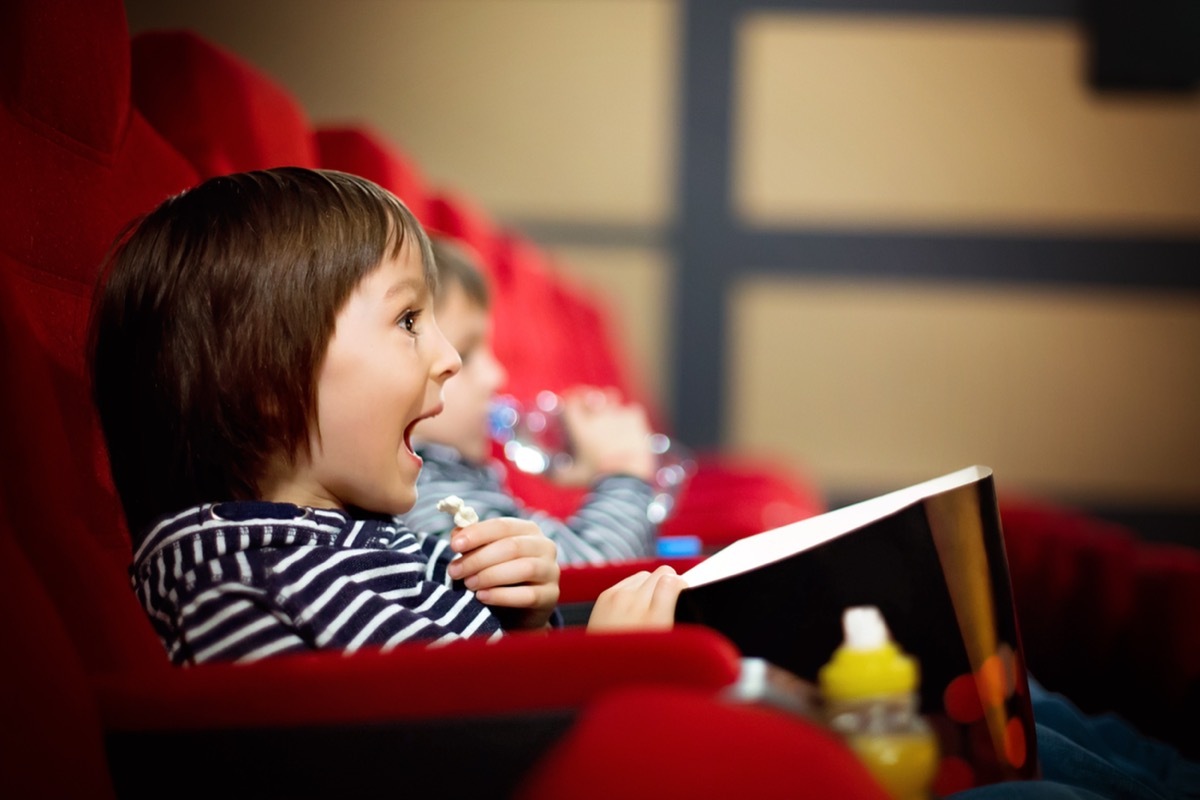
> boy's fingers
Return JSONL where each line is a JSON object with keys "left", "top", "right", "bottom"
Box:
{"left": 451, "top": 518, "right": 541, "bottom": 553}
{"left": 465, "top": 557, "right": 559, "bottom": 592}
{"left": 450, "top": 535, "right": 555, "bottom": 580}
{"left": 648, "top": 572, "right": 686, "bottom": 624}
{"left": 633, "top": 565, "right": 677, "bottom": 603}
{"left": 604, "top": 570, "right": 651, "bottom": 594}
{"left": 476, "top": 584, "right": 559, "bottom": 610}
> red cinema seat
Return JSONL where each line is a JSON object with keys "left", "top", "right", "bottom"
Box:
{"left": 999, "top": 498, "right": 1200, "bottom": 756}
{"left": 516, "top": 686, "right": 889, "bottom": 800}
{"left": 0, "top": 0, "right": 199, "bottom": 585}
{"left": 132, "top": 29, "right": 319, "bottom": 177}
{"left": 0, "top": 273, "right": 170, "bottom": 674}
{"left": 660, "top": 453, "right": 825, "bottom": 546}
{"left": 316, "top": 125, "right": 431, "bottom": 222}
{"left": 0, "top": 518, "right": 117, "bottom": 800}
{"left": 427, "top": 190, "right": 504, "bottom": 279}
{"left": 95, "top": 627, "right": 746, "bottom": 796}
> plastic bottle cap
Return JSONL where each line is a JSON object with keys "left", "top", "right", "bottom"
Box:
{"left": 843, "top": 606, "right": 889, "bottom": 650}
{"left": 818, "top": 606, "right": 919, "bottom": 699}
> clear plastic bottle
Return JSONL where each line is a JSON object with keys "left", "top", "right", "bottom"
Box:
{"left": 818, "top": 606, "right": 939, "bottom": 800}
{"left": 488, "top": 390, "right": 696, "bottom": 524}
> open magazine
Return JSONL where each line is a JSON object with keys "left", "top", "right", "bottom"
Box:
{"left": 675, "top": 465, "right": 1038, "bottom": 789}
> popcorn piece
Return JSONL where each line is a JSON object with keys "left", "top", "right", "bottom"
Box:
{"left": 436, "top": 495, "right": 479, "bottom": 528}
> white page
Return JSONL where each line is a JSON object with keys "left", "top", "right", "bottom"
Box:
{"left": 681, "top": 465, "right": 992, "bottom": 588}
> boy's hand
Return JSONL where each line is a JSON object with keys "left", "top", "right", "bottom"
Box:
{"left": 587, "top": 565, "right": 685, "bottom": 633}
{"left": 446, "top": 518, "right": 559, "bottom": 631}
{"left": 558, "top": 386, "right": 656, "bottom": 485}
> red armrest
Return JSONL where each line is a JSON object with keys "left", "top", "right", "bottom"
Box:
{"left": 94, "top": 625, "right": 741, "bottom": 730}
{"left": 558, "top": 558, "right": 704, "bottom": 605}
{"left": 93, "top": 627, "right": 743, "bottom": 796}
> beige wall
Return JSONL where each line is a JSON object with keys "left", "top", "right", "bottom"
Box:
{"left": 125, "top": 2, "right": 1200, "bottom": 512}
{"left": 729, "top": 13, "right": 1200, "bottom": 507}
{"left": 736, "top": 14, "right": 1200, "bottom": 234}
{"left": 730, "top": 278, "right": 1200, "bottom": 507}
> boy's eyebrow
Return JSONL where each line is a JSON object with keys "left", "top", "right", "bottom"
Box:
{"left": 384, "top": 278, "right": 426, "bottom": 300}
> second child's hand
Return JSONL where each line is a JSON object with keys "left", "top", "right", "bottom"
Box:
{"left": 587, "top": 565, "right": 686, "bottom": 633}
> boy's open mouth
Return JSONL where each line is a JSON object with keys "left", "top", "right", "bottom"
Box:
{"left": 404, "top": 405, "right": 443, "bottom": 455}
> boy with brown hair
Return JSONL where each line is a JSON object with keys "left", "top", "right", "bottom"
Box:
{"left": 90, "top": 167, "right": 683, "bottom": 664}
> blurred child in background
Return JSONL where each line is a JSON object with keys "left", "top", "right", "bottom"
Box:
{"left": 401, "top": 235, "right": 661, "bottom": 564}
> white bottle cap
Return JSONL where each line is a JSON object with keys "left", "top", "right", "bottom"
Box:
{"left": 842, "top": 605, "right": 889, "bottom": 650}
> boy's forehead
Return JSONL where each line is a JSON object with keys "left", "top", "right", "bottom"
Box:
{"left": 364, "top": 241, "right": 430, "bottom": 299}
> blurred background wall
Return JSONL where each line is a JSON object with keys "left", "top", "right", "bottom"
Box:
{"left": 124, "top": 0, "right": 1200, "bottom": 542}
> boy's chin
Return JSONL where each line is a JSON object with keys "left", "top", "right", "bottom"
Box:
{"left": 352, "top": 487, "right": 417, "bottom": 518}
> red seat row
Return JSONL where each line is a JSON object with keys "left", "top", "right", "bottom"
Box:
{"left": 0, "top": 1, "right": 887, "bottom": 795}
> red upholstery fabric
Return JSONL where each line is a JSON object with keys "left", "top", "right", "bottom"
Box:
{"left": 0, "top": 2, "right": 199, "bottom": 565}
{"left": 559, "top": 557, "right": 704, "bottom": 605}
{"left": 1000, "top": 498, "right": 1200, "bottom": 755}
{"left": 0, "top": 512, "right": 115, "bottom": 799}
{"left": 315, "top": 125, "right": 431, "bottom": 222}
{"left": 0, "top": 275, "right": 169, "bottom": 674}
{"left": 426, "top": 190, "right": 503, "bottom": 277}
{"left": 0, "top": 0, "right": 196, "bottom": 674}
{"left": 660, "top": 453, "right": 826, "bottom": 546}
{"left": 552, "top": 279, "right": 641, "bottom": 401}
{"left": 491, "top": 234, "right": 574, "bottom": 398}
{"left": 96, "top": 626, "right": 741, "bottom": 730}
{"left": 515, "top": 686, "right": 890, "bottom": 800}
{"left": 131, "top": 30, "right": 318, "bottom": 177}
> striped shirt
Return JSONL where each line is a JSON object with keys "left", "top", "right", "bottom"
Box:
{"left": 403, "top": 443, "right": 657, "bottom": 565}
{"left": 131, "top": 500, "right": 502, "bottom": 665}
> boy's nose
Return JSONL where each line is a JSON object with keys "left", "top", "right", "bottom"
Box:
{"left": 432, "top": 330, "right": 461, "bottom": 383}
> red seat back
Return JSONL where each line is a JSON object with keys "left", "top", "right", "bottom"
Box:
{"left": 0, "top": 272, "right": 170, "bottom": 674}
{"left": 426, "top": 191, "right": 503, "bottom": 277}
{"left": 516, "top": 686, "right": 889, "bottom": 800}
{"left": 315, "top": 125, "right": 431, "bottom": 222}
{"left": 132, "top": 29, "right": 318, "bottom": 177}
{"left": 0, "top": 0, "right": 194, "bottom": 673}
{"left": 0, "top": 523, "right": 116, "bottom": 799}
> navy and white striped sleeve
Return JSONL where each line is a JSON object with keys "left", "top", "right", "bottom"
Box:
{"left": 266, "top": 545, "right": 502, "bottom": 653}
{"left": 408, "top": 454, "right": 658, "bottom": 565}
{"left": 529, "top": 475, "right": 658, "bottom": 564}
{"left": 173, "top": 581, "right": 309, "bottom": 664}
{"left": 159, "top": 545, "right": 502, "bottom": 665}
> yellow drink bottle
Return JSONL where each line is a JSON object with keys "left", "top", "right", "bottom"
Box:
{"left": 818, "top": 606, "right": 940, "bottom": 800}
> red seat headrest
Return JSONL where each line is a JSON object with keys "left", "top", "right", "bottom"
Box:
{"left": 132, "top": 30, "right": 318, "bottom": 177}
{"left": 0, "top": 0, "right": 130, "bottom": 156}
{"left": 316, "top": 126, "right": 431, "bottom": 222}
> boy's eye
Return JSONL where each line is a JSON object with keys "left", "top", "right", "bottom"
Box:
{"left": 397, "top": 309, "right": 421, "bottom": 335}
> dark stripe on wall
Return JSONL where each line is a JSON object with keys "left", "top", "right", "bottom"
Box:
{"left": 742, "top": 0, "right": 1079, "bottom": 18}
{"left": 729, "top": 228, "right": 1200, "bottom": 290}
{"left": 501, "top": 219, "right": 669, "bottom": 250}
{"left": 675, "top": 0, "right": 740, "bottom": 448}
